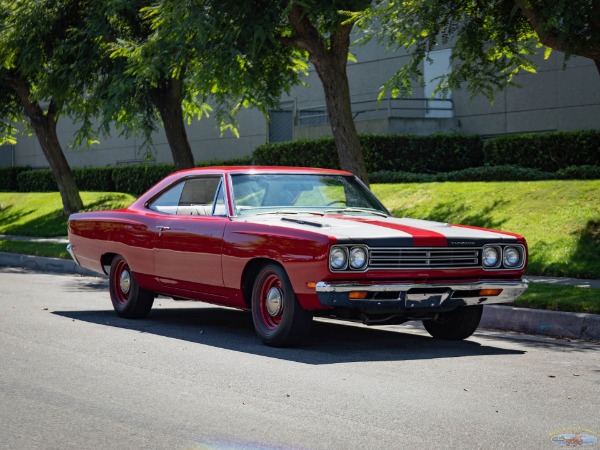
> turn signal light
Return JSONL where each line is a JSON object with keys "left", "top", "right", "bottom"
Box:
{"left": 479, "top": 289, "right": 502, "bottom": 297}
{"left": 349, "top": 291, "right": 368, "bottom": 300}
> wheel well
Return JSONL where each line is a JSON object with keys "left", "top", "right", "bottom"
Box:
{"left": 241, "top": 258, "right": 283, "bottom": 309}
{"left": 100, "top": 253, "right": 118, "bottom": 275}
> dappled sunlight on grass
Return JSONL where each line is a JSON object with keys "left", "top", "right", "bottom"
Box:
{"left": 0, "top": 192, "right": 135, "bottom": 237}
{"left": 1, "top": 182, "right": 599, "bottom": 279}
{"left": 372, "top": 180, "right": 600, "bottom": 279}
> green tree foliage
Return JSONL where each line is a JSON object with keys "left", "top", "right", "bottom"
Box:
{"left": 146, "top": 0, "right": 372, "bottom": 183}
{"left": 0, "top": 0, "right": 85, "bottom": 214}
{"left": 142, "top": 1, "right": 307, "bottom": 129}
{"left": 76, "top": 0, "right": 207, "bottom": 170}
{"left": 358, "top": 0, "right": 600, "bottom": 100}
{"left": 515, "top": 0, "right": 600, "bottom": 73}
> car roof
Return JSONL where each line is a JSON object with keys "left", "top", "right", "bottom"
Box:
{"left": 172, "top": 166, "right": 354, "bottom": 177}
{"left": 130, "top": 165, "right": 362, "bottom": 212}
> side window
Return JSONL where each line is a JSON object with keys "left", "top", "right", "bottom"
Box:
{"left": 148, "top": 182, "right": 185, "bottom": 215}
{"left": 148, "top": 177, "right": 224, "bottom": 216}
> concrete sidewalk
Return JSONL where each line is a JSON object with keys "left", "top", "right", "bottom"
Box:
{"left": 1, "top": 234, "right": 599, "bottom": 342}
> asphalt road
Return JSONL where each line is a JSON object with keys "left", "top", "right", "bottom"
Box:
{"left": 1, "top": 267, "right": 599, "bottom": 450}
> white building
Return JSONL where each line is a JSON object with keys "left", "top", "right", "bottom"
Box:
{"left": 1, "top": 39, "right": 599, "bottom": 168}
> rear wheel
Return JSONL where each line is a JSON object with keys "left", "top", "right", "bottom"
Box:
{"left": 251, "top": 263, "right": 312, "bottom": 347}
{"left": 109, "top": 256, "right": 154, "bottom": 319}
{"left": 423, "top": 305, "right": 483, "bottom": 340}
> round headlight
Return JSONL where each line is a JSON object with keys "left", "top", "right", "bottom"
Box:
{"left": 503, "top": 246, "right": 521, "bottom": 267}
{"left": 330, "top": 247, "right": 347, "bottom": 270}
{"left": 349, "top": 247, "right": 367, "bottom": 270}
{"left": 483, "top": 246, "right": 499, "bottom": 268}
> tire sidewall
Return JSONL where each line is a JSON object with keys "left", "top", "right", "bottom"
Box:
{"left": 109, "top": 255, "right": 153, "bottom": 318}
{"left": 423, "top": 305, "right": 483, "bottom": 340}
{"left": 251, "top": 263, "right": 305, "bottom": 346}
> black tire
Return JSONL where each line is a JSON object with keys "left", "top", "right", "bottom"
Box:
{"left": 109, "top": 255, "right": 154, "bottom": 319}
{"left": 423, "top": 305, "right": 483, "bottom": 340}
{"left": 251, "top": 263, "right": 312, "bottom": 347}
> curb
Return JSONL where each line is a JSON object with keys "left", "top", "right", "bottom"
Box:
{"left": 0, "top": 252, "right": 102, "bottom": 278}
{"left": 1, "top": 252, "right": 598, "bottom": 342}
{"left": 481, "top": 305, "right": 600, "bottom": 342}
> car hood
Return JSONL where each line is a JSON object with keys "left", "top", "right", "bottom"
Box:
{"left": 234, "top": 214, "right": 522, "bottom": 247}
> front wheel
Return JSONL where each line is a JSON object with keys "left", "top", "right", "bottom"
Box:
{"left": 109, "top": 256, "right": 154, "bottom": 319}
{"left": 251, "top": 263, "right": 312, "bottom": 347}
{"left": 423, "top": 305, "right": 483, "bottom": 340}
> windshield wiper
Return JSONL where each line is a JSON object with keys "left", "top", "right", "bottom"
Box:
{"left": 252, "top": 210, "right": 325, "bottom": 216}
{"left": 324, "top": 207, "right": 389, "bottom": 217}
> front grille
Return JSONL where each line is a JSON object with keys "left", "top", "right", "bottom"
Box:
{"left": 369, "top": 247, "right": 481, "bottom": 270}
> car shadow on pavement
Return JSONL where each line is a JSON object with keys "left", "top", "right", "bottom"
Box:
{"left": 52, "top": 305, "right": 525, "bottom": 364}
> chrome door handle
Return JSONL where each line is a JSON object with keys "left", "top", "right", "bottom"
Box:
{"left": 156, "top": 225, "right": 171, "bottom": 232}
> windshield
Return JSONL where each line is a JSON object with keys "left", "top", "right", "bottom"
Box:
{"left": 230, "top": 173, "right": 389, "bottom": 217}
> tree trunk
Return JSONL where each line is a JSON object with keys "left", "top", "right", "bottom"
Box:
{"left": 286, "top": 4, "right": 370, "bottom": 185}
{"left": 8, "top": 74, "right": 83, "bottom": 215}
{"left": 312, "top": 56, "right": 369, "bottom": 185}
{"left": 151, "top": 78, "right": 195, "bottom": 171}
{"left": 30, "top": 115, "right": 84, "bottom": 215}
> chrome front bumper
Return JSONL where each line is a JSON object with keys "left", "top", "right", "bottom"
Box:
{"left": 315, "top": 280, "right": 529, "bottom": 310}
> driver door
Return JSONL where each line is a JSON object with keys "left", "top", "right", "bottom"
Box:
{"left": 148, "top": 176, "right": 228, "bottom": 297}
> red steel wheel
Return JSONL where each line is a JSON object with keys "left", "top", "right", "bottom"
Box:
{"left": 111, "top": 257, "right": 131, "bottom": 305}
{"left": 251, "top": 263, "right": 312, "bottom": 347}
{"left": 258, "top": 272, "right": 285, "bottom": 329}
{"left": 109, "top": 255, "right": 154, "bottom": 319}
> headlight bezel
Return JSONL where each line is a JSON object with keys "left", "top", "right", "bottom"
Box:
{"left": 502, "top": 245, "right": 522, "bottom": 268}
{"left": 482, "top": 245, "right": 501, "bottom": 269}
{"left": 329, "top": 245, "right": 369, "bottom": 272}
{"left": 329, "top": 246, "right": 348, "bottom": 271}
{"left": 483, "top": 244, "right": 525, "bottom": 270}
{"left": 349, "top": 247, "right": 368, "bottom": 270}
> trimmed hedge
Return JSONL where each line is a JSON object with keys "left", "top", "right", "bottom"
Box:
{"left": 0, "top": 166, "right": 30, "bottom": 191}
{"left": 254, "top": 130, "right": 600, "bottom": 174}
{"left": 112, "top": 164, "right": 175, "bottom": 196}
{"left": 6, "top": 130, "right": 600, "bottom": 193}
{"left": 362, "top": 134, "right": 484, "bottom": 173}
{"left": 111, "top": 157, "right": 253, "bottom": 195}
{"left": 369, "top": 164, "right": 600, "bottom": 184}
{"left": 75, "top": 167, "right": 116, "bottom": 192}
{"left": 254, "top": 138, "right": 339, "bottom": 169}
{"left": 254, "top": 134, "right": 484, "bottom": 173}
{"left": 17, "top": 167, "right": 117, "bottom": 192}
{"left": 17, "top": 169, "right": 57, "bottom": 192}
{"left": 483, "top": 130, "right": 600, "bottom": 171}
{"left": 12, "top": 156, "right": 253, "bottom": 195}
{"left": 370, "top": 166, "right": 554, "bottom": 183}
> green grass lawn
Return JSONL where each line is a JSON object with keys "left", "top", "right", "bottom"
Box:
{"left": 0, "top": 191, "right": 135, "bottom": 237}
{"left": 1, "top": 181, "right": 599, "bottom": 278}
{"left": 372, "top": 180, "right": 600, "bottom": 279}
{"left": 516, "top": 282, "right": 600, "bottom": 314}
{"left": 1, "top": 183, "right": 599, "bottom": 315}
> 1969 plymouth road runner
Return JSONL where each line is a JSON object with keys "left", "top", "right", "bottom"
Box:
{"left": 68, "top": 166, "right": 528, "bottom": 346}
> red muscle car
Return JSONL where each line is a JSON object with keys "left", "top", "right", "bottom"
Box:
{"left": 67, "top": 166, "right": 528, "bottom": 346}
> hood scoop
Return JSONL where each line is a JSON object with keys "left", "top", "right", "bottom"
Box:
{"left": 281, "top": 217, "right": 329, "bottom": 228}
